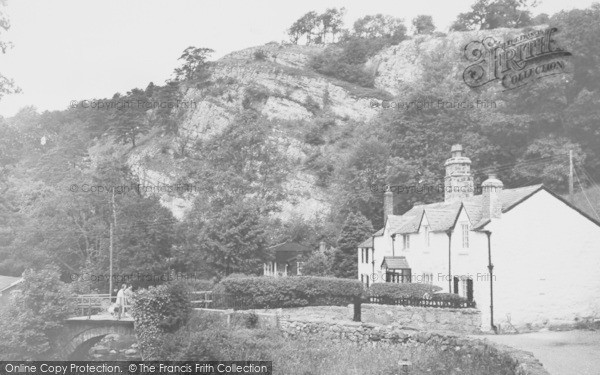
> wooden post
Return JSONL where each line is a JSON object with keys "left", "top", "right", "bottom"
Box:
{"left": 353, "top": 296, "right": 361, "bottom": 322}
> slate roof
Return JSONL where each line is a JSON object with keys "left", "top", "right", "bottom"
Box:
{"left": 359, "top": 184, "right": 546, "bottom": 240}
{"left": 267, "top": 242, "right": 312, "bottom": 263}
{"left": 357, "top": 236, "right": 373, "bottom": 248}
{"left": 381, "top": 256, "right": 410, "bottom": 269}
{"left": 0, "top": 275, "right": 23, "bottom": 293}
{"left": 389, "top": 184, "right": 544, "bottom": 235}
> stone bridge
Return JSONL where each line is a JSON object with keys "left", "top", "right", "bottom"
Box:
{"left": 57, "top": 316, "right": 135, "bottom": 359}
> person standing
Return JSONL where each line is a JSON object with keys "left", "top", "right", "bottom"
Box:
{"left": 124, "top": 284, "right": 133, "bottom": 317}
{"left": 115, "top": 284, "right": 126, "bottom": 320}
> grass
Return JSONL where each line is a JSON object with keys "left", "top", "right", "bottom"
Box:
{"left": 150, "top": 314, "right": 517, "bottom": 375}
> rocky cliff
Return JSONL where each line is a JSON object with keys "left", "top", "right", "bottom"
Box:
{"left": 111, "top": 25, "right": 565, "bottom": 221}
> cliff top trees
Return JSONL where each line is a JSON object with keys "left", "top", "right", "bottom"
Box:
{"left": 352, "top": 14, "right": 406, "bottom": 44}
{"left": 0, "top": 0, "right": 18, "bottom": 101}
{"left": 412, "top": 15, "right": 436, "bottom": 35}
{"left": 173, "top": 46, "right": 214, "bottom": 87}
{"left": 450, "top": 0, "right": 536, "bottom": 31}
{"left": 288, "top": 8, "right": 346, "bottom": 44}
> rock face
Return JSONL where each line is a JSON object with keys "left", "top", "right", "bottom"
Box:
{"left": 110, "top": 26, "right": 563, "bottom": 222}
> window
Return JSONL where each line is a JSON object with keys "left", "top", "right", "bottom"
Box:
{"left": 366, "top": 274, "right": 370, "bottom": 287}
{"left": 424, "top": 226, "right": 430, "bottom": 247}
{"left": 297, "top": 262, "right": 303, "bottom": 275}
{"left": 403, "top": 234, "right": 410, "bottom": 250}
{"left": 361, "top": 274, "right": 364, "bottom": 283}
{"left": 361, "top": 248, "right": 364, "bottom": 263}
{"left": 365, "top": 248, "right": 369, "bottom": 263}
{"left": 462, "top": 223, "right": 469, "bottom": 248}
{"left": 386, "top": 268, "right": 412, "bottom": 283}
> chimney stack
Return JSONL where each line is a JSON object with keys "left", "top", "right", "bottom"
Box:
{"left": 384, "top": 186, "right": 394, "bottom": 218}
{"left": 444, "top": 144, "right": 474, "bottom": 203}
{"left": 482, "top": 174, "right": 503, "bottom": 219}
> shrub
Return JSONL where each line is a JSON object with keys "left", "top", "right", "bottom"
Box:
{"left": 367, "top": 283, "right": 442, "bottom": 300}
{"left": 430, "top": 292, "right": 468, "bottom": 302}
{"left": 310, "top": 37, "right": 394, "bottom": 87}
{"left": 242, "top": 85, "right": 270, "bottom": 109}
{"left": 303, "top": 96, "right": 321, "bottom": 114}
{"left": 217, "top": 276, "right": 363, "bottom": 309}
{"left": 253, "top": 49, "right": 268, "bottom": 60}
{"left": 131, "top": 280, "right": 193, "bottom": 359}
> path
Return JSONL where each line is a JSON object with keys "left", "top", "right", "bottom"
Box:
{"left": 482, "top": 330, "right": 600, "bottom": 375}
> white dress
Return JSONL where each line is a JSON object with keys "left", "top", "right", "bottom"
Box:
{"left": 116, "top": 289, "right": 125, "bottom": 307}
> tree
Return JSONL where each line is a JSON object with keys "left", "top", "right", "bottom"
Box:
{"left": 288, "top": 11, "right": 321, "bottom": 44}
{"left": 450, "top": 0, "right": 536, "bottom": 31}
{"left": 318, "top": 8, "right": 346, "bottom": 43}
{"left": 197, "top": 200, "right": 269, "bottom": 278}
{"left": 512, "top": 137, "right": 585, "bottom": 192}
{"left": 109, "top": 89, "right": 151, "bottom": 147}
{"left": 184, "top": 111, "right": 289, "bottom": 211}
{"left": 412, "top": 15, "right": 436, "bottom": 35}
{"left": 173, "top": 46, "right": 214, "bottom": 87}
{"left": 352, "top": 14, "right": 406, "bottom": 44}
{"left": 0, "top": 0, "right": 18, "bottom": 102}
{"left": 0, "top": 267, "right": 74, "bottom": 360}
{"left": 300, "top": 246, "right": 335, "bottom": 276}
{"left": 334, "top": 212, "right": 373, "bottom": 278}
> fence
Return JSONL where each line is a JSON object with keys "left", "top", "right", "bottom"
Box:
{"left": 367, "top": 296, "right": 476, "bottom": 309}
{"left": 74, "top": 294, "right": 132, "bottom": 319}
{"left": 191, "top": 291, "right": 247, "bottom": 310}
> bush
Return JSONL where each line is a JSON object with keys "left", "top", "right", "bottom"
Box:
{"left": 367, "top": 283, "right": 442, "bottom": 300}
{"left": 310, "top": 37, "right": 394, "bottom": 87}
{"left": 242, "top": 85, "right": 270, "bottom": 109}
{"left": 253, "top": 49, "right": 268, "bottom": 60}
{"left": 131, "top": 280, "right": 193, "bottom": 359}
{"left": 217, "top": 276, "right": 363, "bottom": 308}
{"left": 430, "top": 292, "right": 468, "bottom": 302}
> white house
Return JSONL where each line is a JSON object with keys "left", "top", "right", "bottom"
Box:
{"left": 358, "top": 144, "right": 600, "bottom": 331}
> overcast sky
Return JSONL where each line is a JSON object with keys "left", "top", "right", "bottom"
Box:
{"left": 0, "top": 0, "right": 596, "bottom": 117}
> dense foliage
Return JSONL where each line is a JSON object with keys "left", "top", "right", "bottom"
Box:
{"left": 0, "top": 267, "right": 75, "bottom": 360}
{"left": 131, "top": 280, "right": 192, "bottom": 359}
{"left": 215, "top": 276, "right": 363, "bottom": 308}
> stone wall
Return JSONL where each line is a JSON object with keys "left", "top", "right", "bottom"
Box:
{"left": 279, "top": 320, "right": 548, "bottom": 375}
{"left": 193, "top": 308, "right": 549, "bottom": 375}
{"left": 359, "top": 304, "right": 482, "bottom": 333}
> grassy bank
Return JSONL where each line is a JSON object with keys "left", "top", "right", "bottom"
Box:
{"left": 150, "top": 314, "right": 514, "bottom": 375}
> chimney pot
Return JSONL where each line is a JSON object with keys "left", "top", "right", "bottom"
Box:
{"left": 482, "top": 173, "right": 503, "bottom": 219}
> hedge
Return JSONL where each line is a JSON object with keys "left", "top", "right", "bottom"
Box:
{"left": 216, "top": 276, "right": 363, "bottom": 309}
{"left": 367, "top": 283, "right": 443, "bottom": 299}
{"left": 430, "top": 292, "right": 468, "bottom": 302}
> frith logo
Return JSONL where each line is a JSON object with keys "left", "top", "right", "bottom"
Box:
{"left": 462, "top": 27, "right": 572, "bottom": 91}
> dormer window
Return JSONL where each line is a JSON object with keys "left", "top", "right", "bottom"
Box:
{"left": 403, "top": 234, "right": 410, "bottom": 250}
{"left": 462, "top": 223, "right": 469, "bottom": 248}
{"left": 424, "top": 226, "right": 430, "bottom": 247}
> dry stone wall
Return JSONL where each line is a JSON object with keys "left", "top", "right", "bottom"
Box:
{"left": 359, "top": 304, "right": 481, "bottom": 333}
